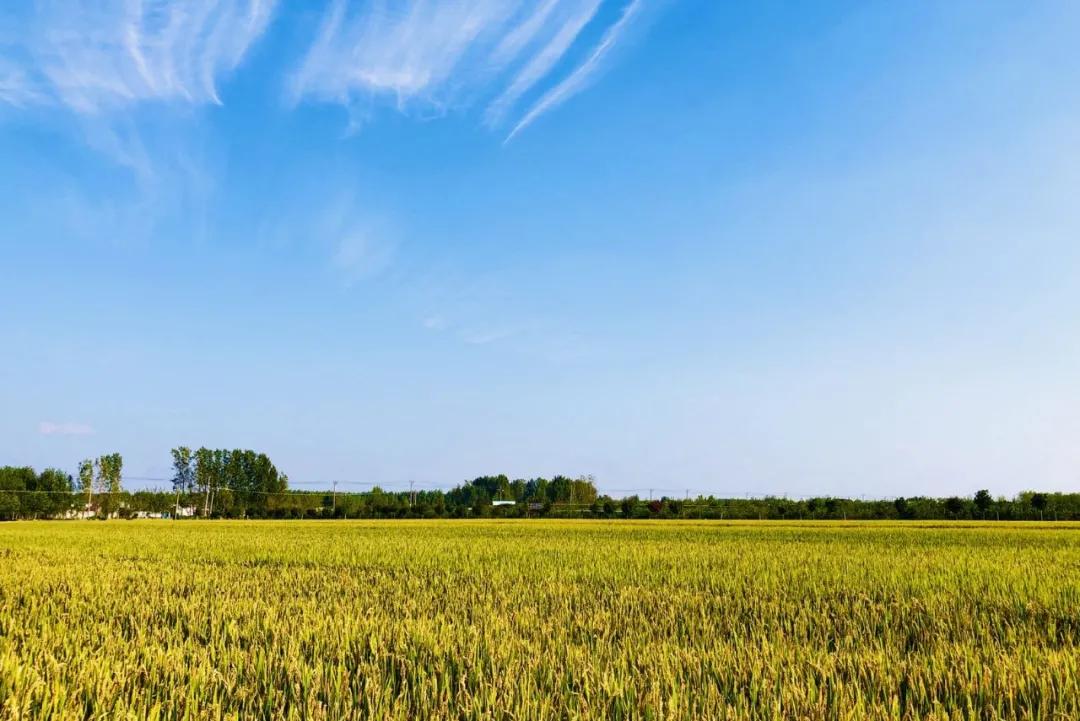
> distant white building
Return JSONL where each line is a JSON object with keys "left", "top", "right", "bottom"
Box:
{"left": 492, "top": 500, "right": 516, "bottom": 507}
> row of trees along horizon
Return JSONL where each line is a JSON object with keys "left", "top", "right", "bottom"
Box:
{"left": 2, "top": 448, "right": 1079, "bottom": 521}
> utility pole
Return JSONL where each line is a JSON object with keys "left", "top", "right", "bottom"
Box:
{"left": 409, "top": 480, "right": 416, "bottom": 507}
{"left": 332, "top": 481, "right": 338, "bottom": 514}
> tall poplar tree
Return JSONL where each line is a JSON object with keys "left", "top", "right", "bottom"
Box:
{"left": 78, "top": 458, "right": 94, "bottom": 510}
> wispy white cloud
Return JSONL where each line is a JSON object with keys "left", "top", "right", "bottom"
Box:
{"left": 485, "top": 0, "right": 603, "bottom": 127}
{"left": 422, "top": 314, "right": 448, "bottom": 331}
{"left": 290, "top": 0, "right": 648, "bottom": 136}
{"left": 489, "top": 0, "right": 561, "bottom": 67}
{"left": 290, "top": 0, "right": 518, "bottom": 108}
{"left": 507, "top": 0, "right": 642, "bottom": 141}
{"left": 412, "top": 273, "right": 579, "bottom": 355}
{"left": 1, "top": 0, "right": 275, "bottom": 113}
{"left": 2, "top": 1, "right": 650, "bottom": 137}
{"left": 333, "top": 227, "right": 395, "bottom": 283}
{"left": 39, "top": 421, "right": 94, "bottom": 436}
{"left": 316, "top": 193, "right": 397, "bottom": 285}
{"left": 0, "top": 59, "right": 46, "bottom": 107}
{"left": 460, "top": 327, "right": 518, "bottom": 346}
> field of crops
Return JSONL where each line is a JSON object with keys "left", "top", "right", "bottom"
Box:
{"left": 1, "top": 521, "right": 1078, "bottom": 720}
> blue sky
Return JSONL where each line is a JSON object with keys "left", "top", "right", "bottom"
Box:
{"left": 3, "top": 0, "right": 1080, "bottom": 498}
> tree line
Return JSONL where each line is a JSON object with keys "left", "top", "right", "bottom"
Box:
{"left": 168, "top": 447, "right": 288, "bottom": 517}
{"left": 0, "top": 448, "right": 287, "bottom": 520}
{"left": 2, "top": 460, "right": 1079, "bottom": 521}
{"left": 333, "top": 480, "right": 1079, "bottom": 521}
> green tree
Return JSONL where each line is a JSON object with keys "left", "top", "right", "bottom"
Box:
{"left": 171, "top": 447, "right": 194, "bottom": 493}
{"left": 209, "top": 449, "right": 227, "bottom": 514}
{"left": 0, "top": 467, "right": 35, "bottom": 520}
{"left": 170, "top": 446, "right": 194, "bottom": 517}
{"left": 34, "top": 468, "right": 74, "bottom": 518}
{"left": 96, "top": 453, "right": 123, "bottom": 517}
{"left": 1031, "top": 493, "right": 1048, "bottom": 521}
{"left": 78, "top": 458, "right": 94, "bottom": 512}
{"left": 572, "top": 475, "right": 599, "bottom": 504}
{"left": 974, "top": 489, "right": 993, "bottom": 519}
{"left": 194, "top": 447, "right": 214, "bottom": 516}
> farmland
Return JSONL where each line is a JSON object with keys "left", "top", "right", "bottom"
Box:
{"left": 1, "top": 521, "right": 1078, "bottom": 720}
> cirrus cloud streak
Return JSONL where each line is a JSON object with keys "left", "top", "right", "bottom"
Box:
{"left": 1, "top": 0, "right": 275, "bottom": 113}
{"left": 39, "top": 421, "right": 95, "bottom": 436}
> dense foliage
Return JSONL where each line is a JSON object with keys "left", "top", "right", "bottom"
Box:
{"left": 3, "top": 462, "right": 1080, "bottom": 521}
{"left": 1, "top": 521, "right": 1077, "bottom": 719}
{"left": 170, "top": 447, "right": 289, "bottom": 516}
{"left": 0, "top": 467, "right": 72, "bottom": 520}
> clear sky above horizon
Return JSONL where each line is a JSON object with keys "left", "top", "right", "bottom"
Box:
{"left": 3, "top": 0, "right": 1080, "bottom": 498}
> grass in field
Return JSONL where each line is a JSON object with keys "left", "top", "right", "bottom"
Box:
{"left": 1, "top": 521, "right": 1078, "bottom": 720}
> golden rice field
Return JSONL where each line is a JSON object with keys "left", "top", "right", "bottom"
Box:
{"left": 1, "top": 521, "right": 1078, "bottom": 720}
